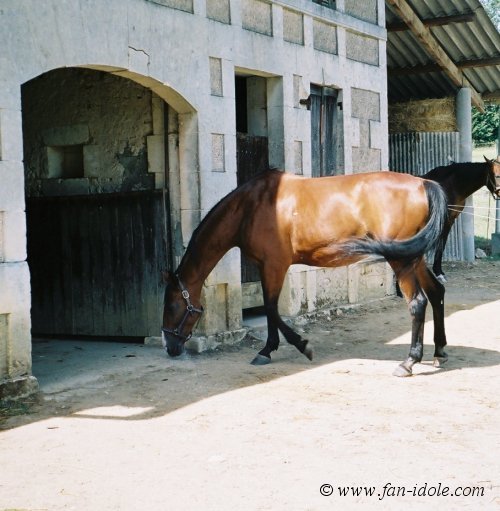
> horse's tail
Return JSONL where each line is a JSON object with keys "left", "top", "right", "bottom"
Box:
{"left": 343, "top": 180, "right": 448, "bottom": 261}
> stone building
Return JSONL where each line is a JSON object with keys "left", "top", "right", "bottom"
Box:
{"left": 0, "top": 0, "right": 391, "bottom": 398}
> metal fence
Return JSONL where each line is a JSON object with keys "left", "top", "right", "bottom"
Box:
{"left": 389, "top": 132, "right": 464, "bottom": 262}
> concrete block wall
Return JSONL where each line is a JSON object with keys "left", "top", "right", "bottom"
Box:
{"left": 0, "top": 84, "right": 37, "bottom": 398}
{"left": 0, "top": 0, "right": 390, "bottom": 394}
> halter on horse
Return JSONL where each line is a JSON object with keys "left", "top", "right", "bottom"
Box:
{"left": 162, "top": 170, "right": 449, "bottom": 377}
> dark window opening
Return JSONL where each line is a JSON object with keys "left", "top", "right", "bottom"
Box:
{"left": 47, "top": 144, "right": 84, "bottom": 179}
{"left": 312, "top": 0, "right": 336, "bottom": 9}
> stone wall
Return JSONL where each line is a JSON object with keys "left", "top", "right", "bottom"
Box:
{"left": 351, "top": 88, "right": 383, "bottom": 171}
{"left": 22, "top": 68, "right": 155, "bottom": 197}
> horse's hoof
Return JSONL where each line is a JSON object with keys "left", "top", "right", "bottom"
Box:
{"left": 393, "top": 364, "right": 412, "bottom": 377}
{"left": 433, "top": 355, "right": 448, "bottom": 367}
{"left": 303, "top": 345, "right": 313, "bottom": 361}
{"left": 250, "top": 354, "right": 272, "bottom": 366}
{"left": 436, "top": 274, "right": 447, "bottom": 284}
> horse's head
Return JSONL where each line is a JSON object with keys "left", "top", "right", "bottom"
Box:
{"left": 484, "top": 156, "right": 500, "bottom": 199}
{"left": 161, "top": 271, "right": 203, "bottom": 357}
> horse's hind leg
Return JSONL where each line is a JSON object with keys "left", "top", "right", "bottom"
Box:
{"left": 390, "top": 260, "right": 428, "bottom": 377}
{"left": 251, "top": 263, "right": 312, "bottom": 365}
{"left": 432, "top": 223, "right": 451, "bottom": 283}
{"left": 416, "top": 261, "right": 448, "bottom": 366}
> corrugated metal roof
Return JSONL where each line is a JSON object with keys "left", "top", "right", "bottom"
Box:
{"left": 386, "top": 0, "right": 500, "bottom": 105}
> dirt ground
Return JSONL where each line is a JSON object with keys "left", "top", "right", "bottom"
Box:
{"left": 1, "top": 260, "right": 499, "bottom": 510}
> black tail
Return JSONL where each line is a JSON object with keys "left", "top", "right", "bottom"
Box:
{"left": 343, "top": 180, "right": 448, "bottom": 261}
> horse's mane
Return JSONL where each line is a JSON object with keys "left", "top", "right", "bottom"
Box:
{"left": 423, "top": 161, "right": 484, "bottom": 180}
{"left": 177, "top": 169, "right": 281, "bottom": 271}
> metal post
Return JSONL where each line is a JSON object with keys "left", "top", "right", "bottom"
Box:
{"left": 496, "top": 122, "right": 500, "bottom": 234}
{"left": 492, "top": 122, "right": 500, "bottom": 255}
{"left": 456, "top": 88, "right": 475, "bottom": 262}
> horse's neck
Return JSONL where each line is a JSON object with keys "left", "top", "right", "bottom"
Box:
{"left": 177, "top": 200, "right": 240, "bottom": 297}
{"left": 454, "top": 163, "right": 488, "bottom": 200}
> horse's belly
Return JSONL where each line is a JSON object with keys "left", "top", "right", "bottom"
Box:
{"left": 294, "top": 244, "right": 368, "bottom": 268}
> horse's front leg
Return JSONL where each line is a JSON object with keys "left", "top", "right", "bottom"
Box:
{"left": 250, "top": 296, "right": 281, "bottom": 365}
{"left": 390, "top": 261, "right": 427, "bottom": 377}
{"left": 250, "top": 263, "right": 313, "bottom": 365}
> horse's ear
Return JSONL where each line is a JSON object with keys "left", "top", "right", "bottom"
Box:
{"left": 484, "top": 155, "right": 492, "bottom": 163}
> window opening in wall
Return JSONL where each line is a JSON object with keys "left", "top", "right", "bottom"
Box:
{"left": 312, "top": 0, "right": 336, "bottom": 8}
{"left": 47, "top": 144, "right": 84, "bottom": 179}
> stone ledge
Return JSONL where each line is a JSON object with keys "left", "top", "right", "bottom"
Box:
{"left": 0, "top": 375, "right": 39, "bottom": 402}
{"left": 145, "top": 328, "right": 248, "bottom": 354}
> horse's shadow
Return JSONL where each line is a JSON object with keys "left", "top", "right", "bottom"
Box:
{"left": 3, "top": 295, "right": 500, "bottom": 429}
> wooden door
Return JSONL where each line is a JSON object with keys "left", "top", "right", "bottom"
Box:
{"left": 310, "top": 85, "right": 339, "bottom": 177}
{"left": 27, "top": 190, "right": 169, "bottom": 338}
{"left": 236, "top": 133, "right": 269, "bottom": 283}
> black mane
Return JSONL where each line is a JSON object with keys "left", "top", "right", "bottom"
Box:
{"left": 423, "top": 161, "right": 485, "bottom": 180}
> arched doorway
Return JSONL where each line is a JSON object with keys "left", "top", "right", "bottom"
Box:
{"left": 22, "top": 67, "right": 187, "bottom": 340}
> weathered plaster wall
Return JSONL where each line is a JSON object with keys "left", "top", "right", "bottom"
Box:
{"left": 23, "top": 68, "right": 155, "bottom": 197}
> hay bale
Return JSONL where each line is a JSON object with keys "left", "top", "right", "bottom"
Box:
{"left": 389, "top": 98, "right": 457, "bottom": 133}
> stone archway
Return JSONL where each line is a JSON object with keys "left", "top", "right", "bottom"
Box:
{"left": 22, "top": 66, "right": 198, "bottom": 339}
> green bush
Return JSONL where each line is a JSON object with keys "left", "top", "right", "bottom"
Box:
{"left": 472, "top": 104, "right": 499, "bottom": 148}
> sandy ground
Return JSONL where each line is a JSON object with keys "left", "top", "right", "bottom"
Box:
{"left": 1, "top": 260, "right": 499, "bottom": 511}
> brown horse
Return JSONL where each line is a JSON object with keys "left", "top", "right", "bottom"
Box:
{"left": 162, "top": 170, "right": 449, "bottom": 377}
{"left": 423, "top": 157, "right": 500, "bottom": 282}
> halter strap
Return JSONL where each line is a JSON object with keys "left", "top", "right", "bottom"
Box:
{"left": 162, "top": 273, "right": 203, "bottom": 342}
{"left": 486, "top": 171, "right": 500, "bottom": 200}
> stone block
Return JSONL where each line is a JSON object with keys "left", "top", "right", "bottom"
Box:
{"left": 346, "top": 32, "right": 379, "bottom": 65}
{"left": 211, "top": 133, "right": 225, "bottom": 172}
{"left": 242, "top": 0, "right": 272, "bottom": 36}
{"left": 42, "top": 124, "right": 90, "bottom": 146}
{"left": 2, "top": 211, "right": 27, "bottom": 262}
{"left": 209, "top": 57, "right": 223, "bottom": 97}
{"left": 242, "top": 281, "right": 264, "bottom": 309}
{"left": 352, "top": 145, "right": 382, "bottom": 172}
{"left": 82, "top": 145, "right": 101, "bottom": 178}
{"left": 147, "top": 135, "right": 165, "bottom": 174}
{"left": 283, "top": 9, "right": 304, "bottom": 45}
{"left": 0, "top": 108, "right": 23, "bottom": 161}
{"left": 0, "top": 262, "right": 32, "bottom": 381}
{"left": 0, "top": 375, "right": 38, "bottom": 401}
{"left": 0, "top": 161, "right": 25, "bottom": 212}
{"left": 0, "top": 79, "right": 22, "bottom": 110}
{"left": 180, "top": 208, "right": 201, "bottom": 248}
{"left": 345, "top": 0, "right": 378, "bottom": 24}
{"left": 351, "top": 88, "right": 380, "bottom": 121}
{"left": 152, "top": 96, "right": 165, "bottom": 135}
{"left": 207, "top": 0, "right": 230, "bottom": 24}
{"left": 185, "top": 328, "right": 247, "bottom": 353}
{"left": 369, "top": 119, "right": 384, "bottom": 149}
{"left": 351, "top": 118, "right": 360, "bottom": 147}
{"left": 313, "top": 20, "right": 337, "bottom": 54}
{"left": 147, "top": 0, "right": 193, "bottom": 13}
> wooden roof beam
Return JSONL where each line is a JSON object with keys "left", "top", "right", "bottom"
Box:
{"left": 387, "top": 12, "right": 476, "bottom": 32}
{"left": 388, "top": 56, "right": 500, "bottom": 76}
{"left": 386, "top": 0, "right": 485, "bottom": 111}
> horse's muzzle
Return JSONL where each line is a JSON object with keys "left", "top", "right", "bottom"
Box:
{"left": 162, "top": 331, "right": 185, "bottom": 357}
